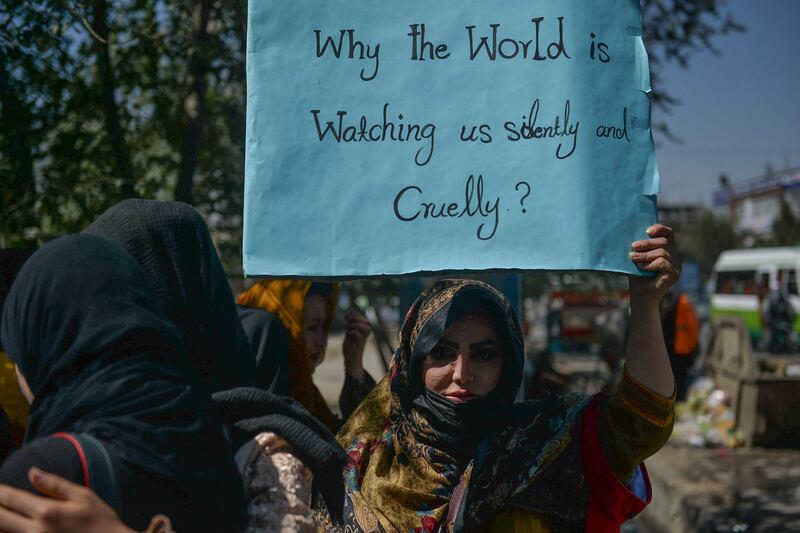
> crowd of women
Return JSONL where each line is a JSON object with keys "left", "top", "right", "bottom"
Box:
{"left": 0, "top": 199, "right": 679, "bottom": 532}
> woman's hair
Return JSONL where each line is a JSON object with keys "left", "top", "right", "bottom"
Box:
{"left": 306, "top": 282, "right": 333, "bottom": 300}
{"left": 399, "top": 281, "right": 524, "bottom": 405}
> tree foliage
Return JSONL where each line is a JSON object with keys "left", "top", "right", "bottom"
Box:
{"left": 677, "top": 209, "right": 741, "bottom": 280}
{"left": 769, "top": 199, "right": 800, "bottom": 247}
{"left": 1, "top": 0, "right": 743, "bottom": 275}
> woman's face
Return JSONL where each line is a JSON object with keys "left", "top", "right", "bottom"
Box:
{"left": 302, "top": 293, "right": 329, "bottom": 367}
{"left": 421, "top": 317, "right": 503, "bottom": 402}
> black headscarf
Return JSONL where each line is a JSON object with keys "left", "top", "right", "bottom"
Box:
{"left": 83, "top": 199, "right": 255, "bottom": 392}
{"left": 0, "top": 248, "right": 36, "bottom": 352}
{"left": 236, "top": 304, "right": 290, "bottom": 395}
{"left": 84, "top": 200, "right": 346, "bottom": 517}
{"left": 0, "top": 235, "right": 245, "bottom": 532}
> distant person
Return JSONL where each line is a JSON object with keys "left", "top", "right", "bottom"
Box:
{"left": 237, "top": 280, "right": 374, "bottom": 431}
{"left": 764, "top": 274, "right": 796, "bottom": 354}
{"left": 660, "top": 288, "right": 699, "bottom": 400}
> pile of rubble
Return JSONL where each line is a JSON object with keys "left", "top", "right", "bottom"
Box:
{"left": 671, "top": 377, "right": 744, "bottom": 449}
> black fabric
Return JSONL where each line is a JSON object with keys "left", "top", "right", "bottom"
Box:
{"left": 1, "top": 435, "right": 122, "bottom": 518}
{"left": 237, "top": 304, "right": 290, "bottom": 395}
{"left": 411, "top": 388, "right": 502, "bottom": 463}
{"left": 307, "top": 282, "right": 333, "bottom": 299}
{"left": 74, "top": 433, "right": 121, "bottom": 513}
{"left": 0, "top": 248, "right": 36, "bottom": 351}
{"left": 339, "top": 370, "right": 377, "bottom": 422}
{"left": 0, "top": 437, "right": 85, "bottom": 493}
{"left": 0, "top": 235, "right": 245, "bottom": 532}
{"left": 212, "top": 387, "right": 347, "bottom": 523}
{"left": 83, "top": 199, "right": 255, "bottom": 392}
{"left": 84, "top": 200, "right": 346, "bottom": 520}
{"left": 0, "top": 407, "right": 13, "bottom": 465}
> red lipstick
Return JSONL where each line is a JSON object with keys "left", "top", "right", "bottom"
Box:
{"left": 444, "top": 389, "right": 478, "bottom": 403}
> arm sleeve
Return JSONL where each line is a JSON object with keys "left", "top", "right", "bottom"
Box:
{"left": 237, "top": 432, "right": 314, "bottom": 533}
{"left": 338, "top": 371, "right": 376, "bottom": 422}
{"left": 0, "top": 436, "right": 87, "bottom": 493}
{"left": 582, "top": 398, "right": 653, "bottom": 530}
{"left": 602, "top": 366, "right": 676, "bottom": 482}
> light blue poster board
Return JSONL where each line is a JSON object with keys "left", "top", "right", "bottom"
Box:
{"left": 244, "top": 0, "right": 659, "bottom": 277}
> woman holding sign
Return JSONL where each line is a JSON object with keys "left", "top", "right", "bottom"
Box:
{"left": 0, "top": 225, "right": 677, "bottom": 532}
{"left": 315, "top": 225, "right": 677, "bottom": 532}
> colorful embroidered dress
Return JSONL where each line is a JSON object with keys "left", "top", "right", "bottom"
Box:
{"left": 314, "top": 280, "right": 674, "bottom": 532}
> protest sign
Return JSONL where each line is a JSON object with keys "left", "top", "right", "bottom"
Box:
{"left": 243, "top": 0, "right": 659, "bottom": 277}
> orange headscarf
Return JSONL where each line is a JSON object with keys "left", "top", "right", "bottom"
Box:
{"left": 237, "top": 280, "right": 340, "bottom": 431}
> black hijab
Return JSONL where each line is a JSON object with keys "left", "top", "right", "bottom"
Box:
{"left": 84, "top": 200, "right": 347, "bottom": 517}
{"left": 236, "top": 304, "right": 290, "bottom": 394}
{"left": 0, "top": 248, "right": 36, "bottom": 352}
{"left": 83, "top": 199, "right": 255, "bottom": 392}
{"left": 0, "top": 235, "right": 245, "bottom": 531}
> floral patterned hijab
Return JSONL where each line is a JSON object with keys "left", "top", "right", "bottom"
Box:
{"left": 321, "top": 280, "right": 592, "bottom": 532}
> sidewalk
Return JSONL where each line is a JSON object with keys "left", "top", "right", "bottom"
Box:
{"left": 637, "top": 442, "right": 800, "bottom": 532}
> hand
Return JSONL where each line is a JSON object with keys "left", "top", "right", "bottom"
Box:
{"left": 342, "top": 309, "right": 371, "bottom": 380}
{"left": 0, "top": 467, "right": 134, "bottom": 533}
{"left": 628, "top": 224, "right": 680, "bottom": 306}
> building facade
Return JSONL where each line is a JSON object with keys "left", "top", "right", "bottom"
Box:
{"left": 712, "top": 168, "right": 800, "bottom": 236}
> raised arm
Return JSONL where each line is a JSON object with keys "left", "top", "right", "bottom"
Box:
{"left": 626, "top": 224, "right": 679, "bottom": 397}
{"left": 598, "top": 224, "right": 679, "bottom": 482}
{"left": 339, "top": 309, "right": 377, "bottom": 421}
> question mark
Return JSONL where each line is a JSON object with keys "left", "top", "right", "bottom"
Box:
{"left": 515, "top": 181, "right": 531, "bottom": 213}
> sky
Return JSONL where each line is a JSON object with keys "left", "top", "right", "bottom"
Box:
{"left": 653, "top": 0, "right": 800, "bottom": 206}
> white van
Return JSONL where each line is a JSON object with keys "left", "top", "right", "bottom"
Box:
{"left": 711, "top": 247, "right": 800, "bottom": 342}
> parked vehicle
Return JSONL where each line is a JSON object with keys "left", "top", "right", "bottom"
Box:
{"left": 711, "top": 247, "right": 800, "bottom": 343}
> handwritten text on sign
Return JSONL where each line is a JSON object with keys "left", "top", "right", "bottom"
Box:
{"left": 244, "top": 0, "right": 659, "bottom": 277}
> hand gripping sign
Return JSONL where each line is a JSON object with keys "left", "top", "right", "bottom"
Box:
{"left": 244, "top": 0, "right": 659, "bottom": 277}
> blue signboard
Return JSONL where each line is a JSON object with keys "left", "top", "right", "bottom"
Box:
{"left": 244, "top": 0, "right": 659, "bottom": 277}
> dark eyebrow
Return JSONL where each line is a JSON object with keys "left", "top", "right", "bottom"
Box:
{"left": 469, "top": 339, "right": 498, "bottom": 350}
{"left": 435, "top": 339, "right": 459, "bottom": 349}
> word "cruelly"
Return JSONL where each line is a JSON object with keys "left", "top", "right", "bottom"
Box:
{"left": 393, "top": 174, "right": 502, "bottom": 240}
